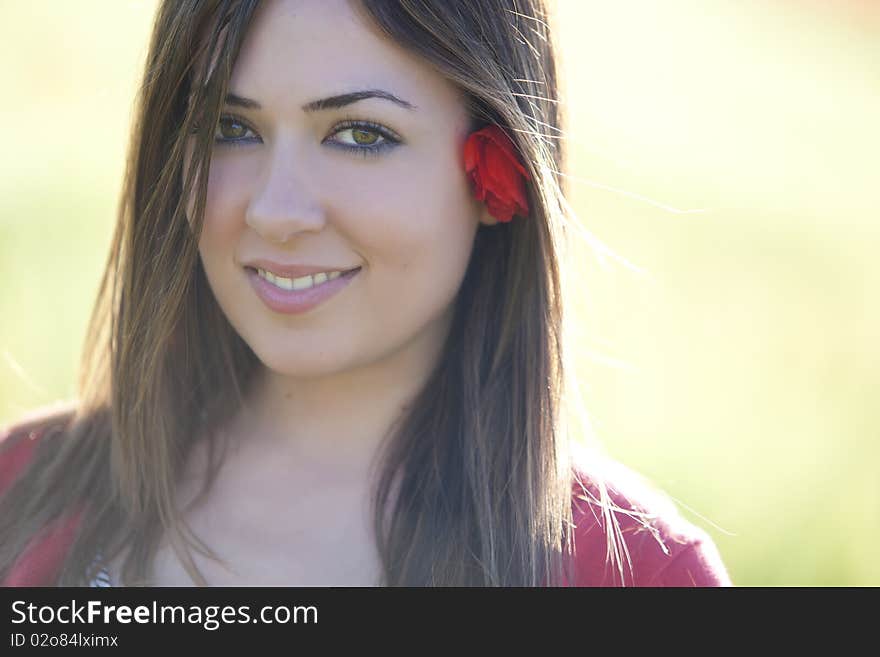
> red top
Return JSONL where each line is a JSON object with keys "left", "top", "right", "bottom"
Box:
{"left": 0, "top": 420, "right": 731, "bottom": 587}
{"left": 566, "top": 452, "right": 732, "bottom": 586}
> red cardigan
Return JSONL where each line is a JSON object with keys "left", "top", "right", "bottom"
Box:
{"left": 0, "top": 420, "right": 731, "bottom": 587}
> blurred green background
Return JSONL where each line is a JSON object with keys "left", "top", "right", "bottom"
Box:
{"left": 1, "top": 1, "right": 877, "bottom": 585}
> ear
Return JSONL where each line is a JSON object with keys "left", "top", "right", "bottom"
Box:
{"left": 476, "top": 203, "right": 498, "bottom": 227}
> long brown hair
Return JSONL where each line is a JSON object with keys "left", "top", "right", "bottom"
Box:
{"left": 0, "top": 0, "right": 620, "bottom": 586}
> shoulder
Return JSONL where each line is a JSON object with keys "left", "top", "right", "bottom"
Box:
{"left": 568, "top": 449, "right": 732, "bottom": 587}
{"left": 0, "top": 400, "right": 83, "bottom": 587}
{"left": 0, "top": 400, "right": 78, "bottom": 496}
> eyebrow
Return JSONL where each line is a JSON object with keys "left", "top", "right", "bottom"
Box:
{"left": 224, "top": 89, "right": 417, "bottom": 112}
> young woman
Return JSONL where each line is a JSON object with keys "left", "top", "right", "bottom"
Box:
{"left": 0, "top": 0, "right": 731, "bottom": 587}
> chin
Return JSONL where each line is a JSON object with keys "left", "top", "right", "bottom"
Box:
{"left": 247, "top": 338, "right": 357, "bottom": 380}
{"left": 255, "top": 352, "right": 342, "bottom": 379}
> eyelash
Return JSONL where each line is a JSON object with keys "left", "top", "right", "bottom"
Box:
{"left": 212, "top": 114, "right": 401, "bottom": 158}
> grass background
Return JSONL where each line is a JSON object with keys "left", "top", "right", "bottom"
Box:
{"left": 1, "top": 0, "right": 877, "bottom": 585}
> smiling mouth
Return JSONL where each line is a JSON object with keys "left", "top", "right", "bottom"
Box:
{"left": 243, "top": 265, "right": 361, "bottom": 290}
{"left": 244, "top": 264, "right": 361, "bottom": 315}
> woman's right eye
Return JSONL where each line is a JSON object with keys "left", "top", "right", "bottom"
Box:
{"left": 214, "top": 114, "right": 260, "bottom": 146}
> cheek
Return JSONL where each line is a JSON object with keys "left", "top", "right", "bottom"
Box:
{"left": 333, "top": 149, "right": 480, "bottom": 309}
{"left": 197, "top": 157, "right": 255, "bottom": 260}
{"left": 341, "top": 146, "right": 477, "bottom": 251}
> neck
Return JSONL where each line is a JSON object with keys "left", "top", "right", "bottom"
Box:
{"left": 227, "top": 307, "right": 453, "bottom": 482}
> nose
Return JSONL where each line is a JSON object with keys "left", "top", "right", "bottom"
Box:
{"left": 245, "top": 142, "right": 326, "bottom": 244}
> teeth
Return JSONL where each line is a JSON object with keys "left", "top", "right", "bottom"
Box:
{"left": 256, "top": 268, "right": 350, "bottom": 291}
{"left": 292, "top": 275, "right": 312, "bottom": 290}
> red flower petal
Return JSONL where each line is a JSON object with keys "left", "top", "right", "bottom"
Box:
{"left": 486, "top": 191, "right": 515, "bottom": 223}
{"left": 479, "top": 126, "right": 530, "bottom": 179}
{"left": 463, "top": 125, "right": 530, "bottom": 221}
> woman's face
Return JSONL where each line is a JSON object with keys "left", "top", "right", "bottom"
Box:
{"left": 191, "top": 0, "right": 492, "bottom": 379}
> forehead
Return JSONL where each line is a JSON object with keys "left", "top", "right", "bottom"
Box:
{"left": 226, "top": 0, "right": 464, "bottom": 118}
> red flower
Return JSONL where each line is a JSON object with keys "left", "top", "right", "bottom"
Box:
{"left": 463, "top": 125, "right": 531, "bottom": 223}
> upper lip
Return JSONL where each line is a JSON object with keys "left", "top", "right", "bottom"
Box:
{"left": 243, "top": 259, "right": 361, "bottom": 279}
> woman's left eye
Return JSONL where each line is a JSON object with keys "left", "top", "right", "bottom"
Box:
{"left": 325, "top": 121, "right": 401, "bottom": 157}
